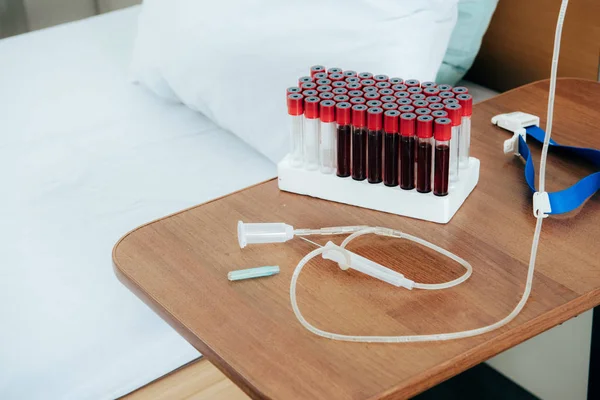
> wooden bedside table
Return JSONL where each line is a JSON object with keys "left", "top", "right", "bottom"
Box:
{"left": 114, "top": 79, "right": 600, "bottom": 399}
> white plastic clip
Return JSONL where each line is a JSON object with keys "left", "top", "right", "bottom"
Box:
{"left": 491, "top": 112, "right": 540, "bottom": 156}
{"left": 533, "top": 192, "right": 551, "bottom": 218}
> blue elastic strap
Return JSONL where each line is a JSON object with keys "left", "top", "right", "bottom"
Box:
{"left": 518, "top": 125, "right": 600, "bottom": 214}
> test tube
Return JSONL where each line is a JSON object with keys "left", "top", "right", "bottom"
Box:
{"left": 336, "top": 102, "right": 352, "bottom": 177}
{"left": 442, "top": 98, "right": 458, "bottom": 105}
{"left": 367, "top": 107, "right": 384, "bottom": 184}
{"left": 412, "top": 100, "right": 429, "bottom": 109}
{"left": 303, "top": 96, "right": 320, "bottom": 170}
{"left": 332, "top": 87, "right": 348, "bottom": 96}
{"left": 303, "top": 89, "right": 318, "bottom": 98}
{"left": 444, "top": 103, "right": 462, "bottom": 182}
{"left": 318, "top": 92, "right": 334, "bottom": 101}
{"left": 333, "top": 95, "right": 349, "bottom": 103}
{"left": 379, "top": 89, "right": 394, "bottom": 97}
{"left": 366, "top": 100, "right": 382, "bottom": 108}
{"left": 416, "top": 115, "right": 434, "bottom": 193}
{"left": 434, "top": 118, "right": 452, "bottom": 196}
{"left": 421, "top": 81, "right": 437, "bottom": 88}
{"left": 350, "top": 97, "right": 366, "bottom": 106}
{"left": 404, "top": 79, "right": 420, "bottom": 88}
{"left": 347, "top": 82, "right": 362, "bottom": 91}
{"left": 314, "top": 72, "right": 328, "bottom": 80}
{"left": 364, "top": 92, "right": 380, "bottom": 101}
{"left": 382, "top": 102, "right": 399, "bottom": 111}
{"left": 439, "top": 91, "right": 455, "bottom": 99}
{"left": 363, "top": 86, "right": 377, "bottom": 93}
{"left": 319, "top": 100, "right": 336, "bottom": 174}
{"left": 456, "top": 93, "right": 473, "bottom": 168}
{"left": 287, "top": 93, "right": 304, "bottom": 167}
{"left": 399, "top": 112, "right": 417, "bottom": 190}
{"left": 343, "top": 70, "right": 358, "bottom": 77}
{"left": 351, "top": 105, "right": 368, "bottom": 181}
{"left": 317, "top": 85, "right": 332, "bottom": 93}
{"left": 398, "top": 105, "right": 415, "bottom": 113}
{"left": 389, "top": 77, "right": 403, "bottom": 84}
{"left": 332, "top": 81, "right": 347, "bottom": 89}
{"left": 383, "top": 110, "right": 400, "bottom": 186}
{"left": 310, "top": 65, "right": 326, "bottom": 77}
{"left": 381, "top": 96, "right": 396, "bottom": 104}
{"left": 374, "top": 74, "right": 389, "bottom": 82}
{"left": 301, "top": 82, "right": 317, "bottom": 92}
{"left": 348, "top": 90, "right": 363, "bottom": 98}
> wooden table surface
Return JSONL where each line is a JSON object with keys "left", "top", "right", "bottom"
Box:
{"left": 114, "top": 79, "right": 600, "bottom": 400}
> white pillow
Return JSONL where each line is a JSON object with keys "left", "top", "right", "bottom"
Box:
{"left": 131, "top": 0, "right": 458, "bottom": 162}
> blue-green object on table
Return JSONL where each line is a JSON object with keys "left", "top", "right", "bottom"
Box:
{"left": 436, "top": 0, "right": 499, "bottom": 85}
{"left": 228, "top": 266, "right": 280, "bottom": 281}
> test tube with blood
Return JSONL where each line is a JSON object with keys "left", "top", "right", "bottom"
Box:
{"left": 438, "top": 84, "right": 453, "bottom": 91}
{"left": 416, "top": 115, "right": 434, "bottom": 193}
{"left": 456, "top": 94, "right": 473, "bottom": 168}
{"left": 332, "top": 87, "right": 348, "bottom": 96}
{"left": 358, "top": 72, "right": 373, "bottom": 80}
{"left": 349, "top": 97, "right": 366, "bottom": 106}
{"left": 303, "top": 96, "right": 320, "bottom": 170}
{"left": 319, "top": 100, "right": 337, "bottom": 174}
{"left": 287, "top": 87, "right": 302, "bottom": 96}
{"left": 392, "top": 84, "right": 407, "bottom": 92}
{"left": 351, "top": 105, "right": 368, "bottom": 181}
{"left": 383, "top": 110, "right": 400, "bottom": 186}
{"left": 433, "top": 118, "right": 452, "bottom": 196}
{"left": 439, "top": 91, "right": 455, "bottom": 99}
{"left": 335, "top": 102, "right": 352, "bottom": 177}
{"left": 452, "top": 86, "right": 468, "bottom": 95}
{"left": 374, "top": 74, "right": 389, "bottom": 83}
{"left": 444, "top": 103, "right": 463, "bottom": 182}
{"left": 376, "top": 81, "right": 391, "bottom": 90}
{"left": 407, "top": 87, "right": 423, "bottom": 95}
{"left": 399, "top": 112, "right": 417, "bottom": 190}
{"left": 303, "top": 89, "right": 318, "bottom": 98}
{"left": 367, "top": 107, "right": 384, "bottom": 184}
{"left": 301, "top": 82, "right": 317, "bottom": 92}
{"left": 329, "top": 73, "right": 344, "bottom": 82}
{"left": 442, "top": 98, "right": 458, "bottom": 105}
{"left": 345, "top": 77, "right": 360, "bottom": 84}
{"left": 423, "top": 87, "right": 440, "bottom": 96}
{"left": 316, "top": 78, "right": 332, "bottom": 86}
{"left": 364, "top": 92, "right": 380, "bottom": 102}
{"left": 363, "top": 86, "right": 377, "bottom": 94}
{"left": 394, "top": 91, "right": 410, "bottom": 100}
{"left": 287, "top": 93, "right": 304, "bottom": 167}
{"left": 410, "top": 94, "right": 426, "bottom": 102}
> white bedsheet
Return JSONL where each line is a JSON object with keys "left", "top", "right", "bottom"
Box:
{"left": 0, "top": 6, "right": 498, "bottom": 400}
{"left": 0, "top": 6, "right": 275, "bottom": 400}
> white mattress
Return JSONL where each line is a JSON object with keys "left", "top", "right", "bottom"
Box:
{"left": 0, "top": 6, "right": 275, "bottom": 400}
{"left": 0, "top": 6, "right": 497, "bottom": 400}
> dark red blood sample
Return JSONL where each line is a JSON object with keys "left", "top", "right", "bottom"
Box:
{"left": 400, "top": 136, "right": 415, "bottom": 190}
{"left": 384, "top": 133, "right": 399, "bottom": 186}
{"left": 337, "top": 125, "right": 352, "bottom": 177}
{"left": 434, "top": 144, "right": 449, "bottom": 196}
{"left": 367, "top": 130, "right": 383, "bottom": 183}
{"left": 352, "top": 128, "right": 367, "bottom": 180}
{"left": 417, "top": 141, "right": 432, "bottom": 193}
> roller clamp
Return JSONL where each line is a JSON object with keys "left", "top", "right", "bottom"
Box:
{"left": 533, "top": 191, "right": 551, "bottom": 218}
{"left": 491, "top": 112, "right": 540, "bottom": 156}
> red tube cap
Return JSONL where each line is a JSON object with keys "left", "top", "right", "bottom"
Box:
{"left": 345, "top": 77, "right": 360, "bottom": 84}
{"left": 304, "top": 97, "right": 320, "bottom": 119}
{"left": 456, "top": 94, "right": 473, "bottom": 116}
{"left": 347, "top": 83, "right": 362, "bottom": 91}
{"left": 333, "top": 95, "right": 349, "bottom": 103}
{"left": 348, "top": 90, "right": 363, "bottom": 98}
{"left": 438, "top": 84, "right": 453, "bottom": 91}
{"left": 376, "top": 81, "right": 391, "bottom": 89}
{"left": 303, "top": 89, "right": 318, "bottom": 97}
{"left": 327, "top": 67, "right": 342, "bottom": 75}
{"left": 367, "top": 107, "right": 383, "bottom": 131}
{"left": 320, "top": 100, "right": 336, "bottom": 123}
{"left": 408, "top": 87, "right": 423, "bottom": 94}
{"left": 363, "top": 86, "right": 377, "bottom": 93}
{"left": 452, "top": 86, "right": 468, "bottom": 95}
{"left": 361, "top": 79, "right": 376, "bottom": 87}
{"left": 431, "top": 109, "right": 448, "bottom": 118}
{"left": 335, "top": 102, "right": 352, "bottom": 125}
{"left": 332, "top": 81, "right": 347, "bottom": 89}
{"left": 343, "top": 70, "right": 357, "bottom": 77}
{"left": 421, "top": 81, "right": 437, "bottom": 89}
{"left": 358, "top": 72, "right": 373, "bottom": 80}
{"left": 399, "top": 105, "right": 415, "bottom": 113}
{"left": 384, "top": 110, "right": 400, "bottom": 133}
{"left": 429, "top": 103, "right": 445, "bottom": 111}
{"left": 444, "top": 104, "right": 462, "bottom": 126}
{"left": 426, "top": 96, "right": 442, "bottom": 104}
{"left": 352, "top": 104, "right": 368, "bottom": 127}
{"left": 396, "top": 98, "right": 412, "bottom": 106}
{"left": 404, "top": 79, "right": 420, "bottom": 88}
{"left": 389, "top": 77, "right": 403, "bottom": 84}
{"left": 298, "top": 76, "right": 313, "bottom": 85}
{"left": 394, "top": 91, "right": 410, "bottom": 99}
{"left": 350, "top": 97, "right": 366, "bottom": 105}
{"left": 316, "top": 78, "right": 332, "bottom": 86}
{"left": 382, "top": 102, "right": 399, "bottom": 111}
{"left": 310, "top": 65, "right": 325, "bottom": 77}
{"left": 314, "top": 73, "right": 328, "bottom": 81}
{"left": 317, "top": 85, "right": 332, "bottom": 93}
{"left": 442, "top": 98, "right": 458, "bottom": 105}
{"left": 364, "top": 92, "right": 380, "bottom": 100}
{"left": 434, "top": 118, "right": 452, "bottom": 141}
{"left": 413, "top": 100, "right": 429, "bottom": 109}
{"left": 287, "top": 93, "right": 304, "bottom": 116}
{"left": 319, "top": 92, "right": 334, "bottom": 100}
{"left": 366, "top": 100, "right": 382, "bottom": 108}
{"left": 301, "top": 82, "right": 317, "bottom": 91}
{"left": 379, "top": 89, "right": 394, "bottom": 96}
{"left": 381, "top": 96, "right": 396, "bottom": 103}
{"left": 332, "top": 87, "right": 348, "bottom": 95}
{"left": 416, "top": 115, "right": 434, "bottom": 138}
{"left": 439, "top": 91, "right": 455, "bottom": 99}
{"left": 410, "top": 94, "right": 426, "bottom": 101}
{"left": 423, "top": 87, "right": 440, "bottom": 96}
{"left": 415, "top": 107, "right": 432, "bottom": 116}
{"left": 392, "top": 84, "right": 408, "bottom": 92}
{"left": 287, "top": 86, "right": 302, "bottom": 96}
{"left": 329, "top": 73, "right": 344, "bottom": 82}
{"left": 374, "top": 74, "right": 389, "bottom": 82}
{"left": 399, "top": 112, "right": 416, "bottom": 136}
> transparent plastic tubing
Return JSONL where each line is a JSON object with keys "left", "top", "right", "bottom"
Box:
{"left": 286, "top": 5, "right": 567, "bottom": 342}
{"left": 319, "top": 100, "right": 336, "bottom": 174}
{"left": 287, "top": 93, "right": 304, "bottom": 167}
{"left": 303, "top": 96, "right": 320, "bottom": 170}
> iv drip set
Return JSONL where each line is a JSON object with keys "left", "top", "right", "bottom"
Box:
{"left": 230, "top": 0, "right": 590, "bottom": 344}
{"left": 279, "top": 67, "right": 481, "bottom": 223}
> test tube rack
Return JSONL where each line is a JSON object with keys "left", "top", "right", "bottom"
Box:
{"left": 277, "top": 155, "right": 480, "bottom": 224}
